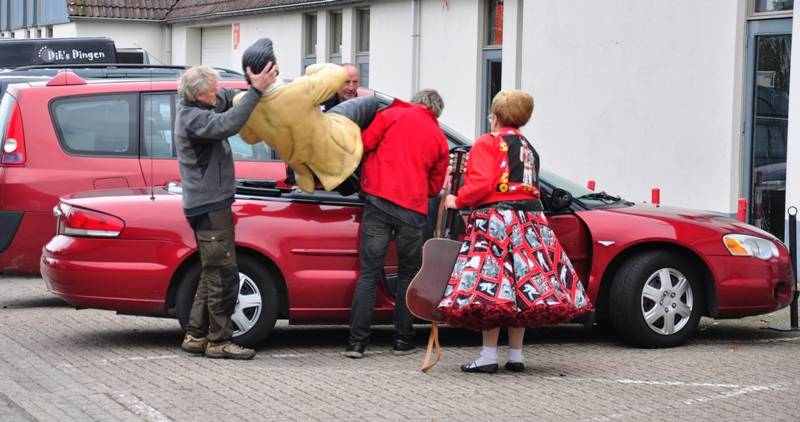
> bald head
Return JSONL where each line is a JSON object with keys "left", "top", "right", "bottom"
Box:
{"left": 338, "top": 64, "right": 360, "bottom": 100}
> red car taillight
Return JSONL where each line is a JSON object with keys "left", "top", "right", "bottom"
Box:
{"left": 54, "top": 203, "right": 125, "bottom": 238}
{"left": 1, "top": 103, "right": 26, "bottom": 166}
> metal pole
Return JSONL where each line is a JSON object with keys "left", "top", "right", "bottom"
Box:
{"left": 789, "top": 207, "right": 798, "bottom": 329}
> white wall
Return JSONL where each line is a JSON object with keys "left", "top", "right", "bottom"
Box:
{"left": 369, "top": 0, "right": 414, "bottom": 100}
{"left": 418, "top": 0, "right": 481, "bottom": 137}
{"left": 72, "top": 21, "right": 169, "bottom": 64}
{"left": 51, "top": 22, "right": 77, "bottom": 38}
{"left": 520, "top": 0, "right": 742, "bottom": 212}
{"left": 172, "top": 12, "right": 304, "bottom": 78}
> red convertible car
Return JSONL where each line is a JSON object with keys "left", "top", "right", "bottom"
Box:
{"left": 41, "top": 110, "right": 794, "bottom": 349}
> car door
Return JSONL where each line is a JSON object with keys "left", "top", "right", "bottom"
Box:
{"left": 541, "top": 189, "right": 593, "bottom": 282}
{"left": 264, "top": 189, "right": 396, "bottom": 324}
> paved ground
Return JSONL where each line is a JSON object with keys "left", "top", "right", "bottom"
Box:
{"left": 1, "top": 276, "right": 799, "bottom": 421}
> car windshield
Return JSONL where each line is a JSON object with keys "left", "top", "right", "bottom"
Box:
{"left": 539, "top": 170, "right": 629, "bottom": 209}
{"left": 373, "top": 90, "right": 628, "bottom": 209}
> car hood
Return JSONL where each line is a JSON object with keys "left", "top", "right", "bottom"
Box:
{"left": 599, "top": 204, "right": 779, "bottom": 240}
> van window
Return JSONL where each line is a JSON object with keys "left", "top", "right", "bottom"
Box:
{"left": 142, "top": 93, "right": 174, "bottom": 158}
{"left": 52, "top": 94, "right": 138, "bottom": 157}
{"left": 141, "top": 92, "right": 274, "bottom": 161}
{"left": 230, "top": 134, "right": 274, "bottom": 161}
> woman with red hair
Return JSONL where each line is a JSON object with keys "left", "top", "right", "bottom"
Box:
{"left": 438, "top": 90, "right": 592, "bottom": 373}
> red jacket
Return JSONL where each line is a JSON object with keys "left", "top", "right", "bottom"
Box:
{"left": 361, "top": 99, "right": 449, "bottom": 215}
{"left": 455, "top": 128, "right": 540, "bottom": 209}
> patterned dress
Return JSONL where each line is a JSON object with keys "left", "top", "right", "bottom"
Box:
{"left": 436, "top": 129, "right": 592, "bottom": 331}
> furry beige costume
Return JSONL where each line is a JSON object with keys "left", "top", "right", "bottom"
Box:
{"left": 235, "top": 63, "right": 363, "bottom": 193}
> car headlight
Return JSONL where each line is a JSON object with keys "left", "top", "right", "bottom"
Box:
{"left": 723, "top": 234, "right": 780, "bottom": 260}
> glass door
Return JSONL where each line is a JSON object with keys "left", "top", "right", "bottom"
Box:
{"left": 744, "top": 18, "right": 792, "bottom": 240}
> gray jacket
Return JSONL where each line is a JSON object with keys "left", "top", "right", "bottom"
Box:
{"left": 174, "top": 87, "right": 261, "bottom": 213}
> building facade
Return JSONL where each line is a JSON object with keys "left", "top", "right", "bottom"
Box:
{"left": 1, "top": 0, "right": 798, "bottom": 244}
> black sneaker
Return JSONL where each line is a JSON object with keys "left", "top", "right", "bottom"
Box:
{"left": 460, "top": 360, "right": 498, "bottom": 374}
{"left": 343, "top": 342, "right": 366, "bottom": 359}
{"left": 392, "top": 339, "right": 417, "bottom": 356}
{"left": 504, "top": 361, "right": 525, "bottom": 372}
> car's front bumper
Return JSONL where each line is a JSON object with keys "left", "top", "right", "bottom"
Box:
{"left": 706, "top": 252, "right": 795, "bottom": 318}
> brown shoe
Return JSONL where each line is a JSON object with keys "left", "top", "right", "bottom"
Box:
{"left": 205, "top": 341, "right": 256, "bottom": 360}
{"left": 181, "top": 334, "right": 208, "bottom": 354}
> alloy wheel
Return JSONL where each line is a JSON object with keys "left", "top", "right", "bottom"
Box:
{"left": 232, "top": 273, "right": 263, "bottom": 337}
{"left": 640, "top": 268, "right": 693, "bottom": 335}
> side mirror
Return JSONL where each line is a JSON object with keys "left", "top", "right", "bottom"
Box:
{"left": 548, "top": 188, "right": 573, "bottom": 212}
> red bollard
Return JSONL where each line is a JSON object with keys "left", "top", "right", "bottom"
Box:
{"left": 586, "top": 179, "right": 596, "bottom": 191}
{"left": 651, "top": 188, "right": 660, "bottom": 207}
{"left": 736, "top": 198, "right": 748, "bottom": 222}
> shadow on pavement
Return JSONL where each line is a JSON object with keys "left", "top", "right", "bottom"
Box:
{"left": 0, "top": 296, "right": 69, "bottom": 309}
{"left": 53, "top": 317, "right": 800, "bottom": 352}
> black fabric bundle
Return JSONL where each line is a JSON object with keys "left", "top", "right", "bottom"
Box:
{"left": 241, "top": 38, "right": 277, "bottom": 83}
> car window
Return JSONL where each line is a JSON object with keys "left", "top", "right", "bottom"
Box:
{"left": 142, "top": 93, "right": 174, "bottom": 158}
{"left": 141, "top": 92, "right": 274, "bottom": 161}
{"left": 229, "top": 134, "right": 274, "bottom": 161}
{"left": 52, "top": 94, "right": 138, "bottom": 156}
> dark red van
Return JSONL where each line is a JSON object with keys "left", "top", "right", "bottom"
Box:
{"left": 0, "top": 68, "right": 284, "bottom": 273}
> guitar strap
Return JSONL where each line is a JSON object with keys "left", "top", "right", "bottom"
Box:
{"left": 420, "top": 322, "right": 442, "bottom": 373}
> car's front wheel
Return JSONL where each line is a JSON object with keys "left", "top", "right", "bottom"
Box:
{"left": 176, "top": 254, "right": 279, "bottom": 348}
{"left": 609, "top": 251, "right": 704, "bottom": 348}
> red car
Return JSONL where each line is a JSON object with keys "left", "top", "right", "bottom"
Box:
{"left": 0, "top": 68, "right": 282, "bottom": 274}
{"left": 40, "top": 111, "right": 794, "bottom": 348}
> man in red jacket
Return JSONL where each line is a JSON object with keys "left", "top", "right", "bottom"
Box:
{"left": 344, "top": 89, "right": 449, "bottom": 358}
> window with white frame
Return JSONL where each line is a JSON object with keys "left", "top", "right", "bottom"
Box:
{"left": 749, "top": 0, "right": 793, "bottom": 17}
{"left": 355, "top": 8, "right": 370, "bottom": 87}
{"left": 329, "top": 10, "right": 342, "bottom": 64}
{"left": 303, "top": 13, "right": 318, "bottom": 71}
{"left": 481, "top": 0, "right": 503, "bottom": 132}
{"left": 45, "top": 25, "right": 52, "bottom": 38}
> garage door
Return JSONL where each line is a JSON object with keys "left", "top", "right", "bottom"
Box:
{"left": 201, "top": 26, "right": 232, "bottom": 70}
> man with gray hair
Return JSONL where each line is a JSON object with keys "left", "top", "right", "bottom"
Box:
{"left": 175, "top": 62, "right": 277, "bottom": 359}
{"left": 344, "top": 89, "right": 450, "bottom": 358}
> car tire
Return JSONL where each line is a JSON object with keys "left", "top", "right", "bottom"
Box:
{"left": 609, "top": 250, "right": 704, "bottom": 348}
{"left": 176, "top": 254, "right": 280, "bottom": 348}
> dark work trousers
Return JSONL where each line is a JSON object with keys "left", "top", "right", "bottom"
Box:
{"left": 349, "top": 203, "right": 423, "bottom": 344}
{"left": 186, "top": 207, "right": 239, "bottom": 343}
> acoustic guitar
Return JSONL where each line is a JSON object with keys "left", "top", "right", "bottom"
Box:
{"left": 406, "top": 146, "right": 469, "bottom": 372}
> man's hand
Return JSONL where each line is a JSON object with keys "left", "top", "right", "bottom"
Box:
{"left": 246, "top": 62, "right": 279, "bottom": 93}
{"left": 444, "top": 194, "right": 458, "bottom": 209}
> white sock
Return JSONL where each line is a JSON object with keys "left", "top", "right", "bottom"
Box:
{"left": 474, "top": 346, "right": 498, "bottom": 366}
{"left": 508, "top": 348, "right": 524, "bottom": 363}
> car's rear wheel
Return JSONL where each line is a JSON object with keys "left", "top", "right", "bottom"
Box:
{"left": 176, "top": 254, "right": 279, "bottom": 348}
{"left": 609, "top": 251, "right": 704, "bottom": 348}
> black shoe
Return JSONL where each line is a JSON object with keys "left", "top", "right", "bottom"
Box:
{"left": 460, "top": 360, "right": 498, "bottom": 374}
{"left": 392, "top": 339, "right": 417, "bottom": 356}
{"left": 504, "top": 361, "right": 525, "bottom": 372}
{"left": 343, "top": 342, "right": 366, "bottom": 359}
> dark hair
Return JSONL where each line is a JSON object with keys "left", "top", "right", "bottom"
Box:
{"left": 241, "top": 38, "right": 277, "bottom": 84}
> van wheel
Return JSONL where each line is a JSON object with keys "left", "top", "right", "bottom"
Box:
{"left": 176, "top": 254, "right": 279, "bottom": 348}
{"left": 609, "top": 251, "right": 703, "bottom": 348}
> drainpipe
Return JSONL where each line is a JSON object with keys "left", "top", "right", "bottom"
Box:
{"left": 410, "top": 0, "right": 421, "bottom": 95}
{"left": 162, "top": 24, "right": 173, "bottom": 65}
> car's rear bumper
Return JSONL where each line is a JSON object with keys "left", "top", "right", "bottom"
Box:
{"left": 0, "top": 210, "right": 52, "bottom": 274}
{"left": 41, "top": 235, "right": 185, "bottom": 315}
{"left": 707, "top": 253, "right": 795, "bottom": 318}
